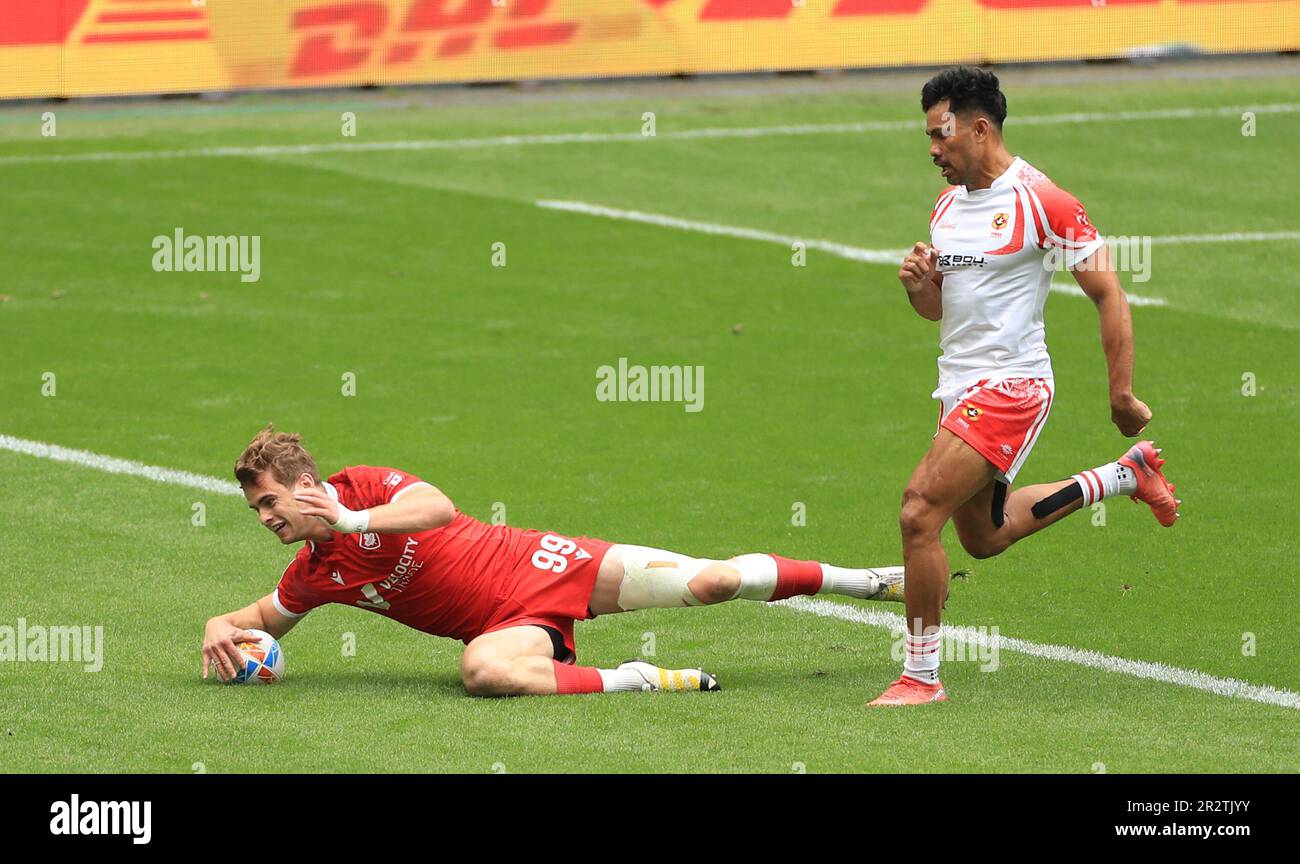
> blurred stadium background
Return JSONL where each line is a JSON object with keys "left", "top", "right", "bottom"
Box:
{"left": 1, "top": 0, "right": 1297, "bottom": 99}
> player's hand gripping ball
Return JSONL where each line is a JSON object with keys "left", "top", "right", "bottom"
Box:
{"left": 228, "top": 629, "right": 285, "bottom": 685}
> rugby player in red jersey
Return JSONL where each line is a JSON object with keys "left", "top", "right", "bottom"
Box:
{"left": 202, "top": 426, "right": 910, "bottom": 696}
{"left": 871, "top": 67, "right": 1181, "bottom": 706}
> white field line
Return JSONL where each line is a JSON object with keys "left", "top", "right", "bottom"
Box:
{"left": 541, "top": 198, "right": 907, "bottom": 265}
{"left": 538, "top": 199, "right": 1208, "bottom": 306}
{"left": 0, "top": 102, "right": 1296, "bottom": 167}
{"left": 1150, "top": 231, "right": 1300, "bottom": 244}
{"left": 3, "top": 430, "right": 1297, "bottom": 711}
{"left": 775, "top": 597, "right": 1300, "bottom": 712}
{"left": 1046, "top": 281, "right": 1164, "bottom": 306}
{"left": 0, "top": 434, "right": 241, "bottom": 497}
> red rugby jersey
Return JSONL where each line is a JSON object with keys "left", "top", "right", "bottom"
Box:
{"left": 272, "top": 466, "right": 561, "bottom": 643}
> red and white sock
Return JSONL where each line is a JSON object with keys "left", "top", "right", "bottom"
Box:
{"left": 1072, "top": 461, "right": 1139, "bottom": 507}
{"left": 902, "top": 631, "right": 942, "bottom": 684}
{"left": 729, "top": 554, "right": 823, "bottom": 601}
{"left": 728, "top": 554, "right": 899, "bottom": 602}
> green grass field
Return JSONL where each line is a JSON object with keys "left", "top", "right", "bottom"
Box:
{"left": 2, "top": 68, "right": 1297, "bottom": 773}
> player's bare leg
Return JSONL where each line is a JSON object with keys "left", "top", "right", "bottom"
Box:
{"left": 952, "top": 439, "right": 1180, "bottom": 559}
{"left": 460, "top": 625, "right": 718, "bottom": 697}
{"left": 951, "top": 477, "right": 1082, "bottom": 559}
{"left": 526, "top": 543, "right": 916, "bottom": 695}
{"left": 461, "top": 626, "right": 563, "bottom": 696}
{"left": 587, "top": 544, "right": 907, "bottom": 616}
{"left": 872, "top": 434, "right": 1182, "bottom": 706}
{"left": 460, "top": 540, "right": 912, "bottom": 697}
{"left": 870, "top": 430, "right": 995, "bottom": 706}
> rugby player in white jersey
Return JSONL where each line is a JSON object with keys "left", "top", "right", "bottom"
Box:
{"left": 871, "top": 67, "right": 1181, "bottom": 706}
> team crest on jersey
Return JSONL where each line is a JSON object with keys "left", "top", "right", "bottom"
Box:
{"left": 992, "top": 212, "right": 1009, "bottom": 230}
{"left": 963, "top": 404, "right": 982, "bottom": 422}
{"left": 359, "top": 532, "right": 381, "bottom": 551}
{"left": 383, "top": 472, "right": 403, "bottom": 487}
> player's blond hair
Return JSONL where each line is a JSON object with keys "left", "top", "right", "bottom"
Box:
{"left": 234, "top": 424, "right": 320, "bottom": 489}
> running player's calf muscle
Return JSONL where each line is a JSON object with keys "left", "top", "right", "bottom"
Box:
{"left": 951, "top": 478, "right": 1083, "bottom": 559}
{"left": 900, "top": 432, "right": 995, "bottom": 631}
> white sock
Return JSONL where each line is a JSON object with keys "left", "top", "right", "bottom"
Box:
{"left": 1072, "top": 461, "right": 1138, "bottom": 507}
{"left": 902, "top": 631, "right": 941, "bottom": 684}
{"left": 819, "top": 564, "right": 885, "bottom": 599}
{"left": 597, "top": 666, "right": 652, "bottom": 692}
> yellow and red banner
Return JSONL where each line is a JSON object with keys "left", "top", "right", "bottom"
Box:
{"left": 1, "top": 0, "right": 1297, "bottom": 99}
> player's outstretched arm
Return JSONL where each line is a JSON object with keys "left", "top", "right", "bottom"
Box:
{"left": 1072, "top": 245, "right": 1151, "bottom": 437}
{"left": 293, "top": 483, "right": 455, "bottom": 535}
{"left": 201, "top": 593, "right": 299, "bottom": 681}
{"left": 899, "top": 241, "right": 943, "bottom": 321}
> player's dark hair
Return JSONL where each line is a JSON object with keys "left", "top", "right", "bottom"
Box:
{"left": 921, "top": 66, "right": 1007, "bottom": 130}
{"left": 235, "top": 423, "right": 320, "bottom": 488}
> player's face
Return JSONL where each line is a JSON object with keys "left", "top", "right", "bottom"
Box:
{"left": 925, "top": 100, "right": 970, "bottom": 186}
{"left": 242, "top": 472, "right": 317, "bottom": 544}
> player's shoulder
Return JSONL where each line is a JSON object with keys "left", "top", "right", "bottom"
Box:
{"left": 1014, "top": 159, "right": 1084, "bottom": 209}
{"left": 1014, "top": 159, "right": 1098, "bottom": 238}
{"left": 330, "top": 464, "right": 413, "bottom": 486}
{"left": 331, "top": 465, "right": 429, "bottom": 510}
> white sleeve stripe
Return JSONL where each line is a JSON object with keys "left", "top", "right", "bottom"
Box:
{"left": 272, "top": 589, "right": 307, "bottom": 619}
{"left": 390, "top": 481, "right": 433, "bottom": 502}
{"left": 1063, "top": 237, "right": 1107, "bottom": 267}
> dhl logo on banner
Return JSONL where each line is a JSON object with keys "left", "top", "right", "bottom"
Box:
{"left": 1, "top": 0, "right": 1296, "bottom": 99}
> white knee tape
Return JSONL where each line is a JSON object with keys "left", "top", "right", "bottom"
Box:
{"left": 614, "top": 545, "right": 712, "bottom": 611}
{"left": 728, "top": 553, "right": 778, "bottom": 601}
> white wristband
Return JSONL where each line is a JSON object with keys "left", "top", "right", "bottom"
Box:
{"left": 329, "top": 504, "right": 371, "bottom": 534}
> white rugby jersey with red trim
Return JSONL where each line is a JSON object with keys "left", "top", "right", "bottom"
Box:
{"left": 927, "top": 156, "right": 1105, "bottom": 399}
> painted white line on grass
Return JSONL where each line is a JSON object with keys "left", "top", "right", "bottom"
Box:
{"left": 4, "top": 430, "right": 1296, "bottom": 711}
{"left": 1048, "top": 281, "right": 1165, "bottom": 307}
{"left": 539, "top": 198, "right": 907, "bottom": 265}
{"left": 537, "top": 199, "right": 1174, "bottom": 306}
{"left": 1, "top": 102, "right": 1296, "bottom": 167}
{"left": 775, "top": 596, "right": 1300, "bottom": 712}
{"left": 0, "top": 434, "right": 241, "bottom": 497}
{"left": 1150, "top": 231, "right": 1300, "bottom": 244}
